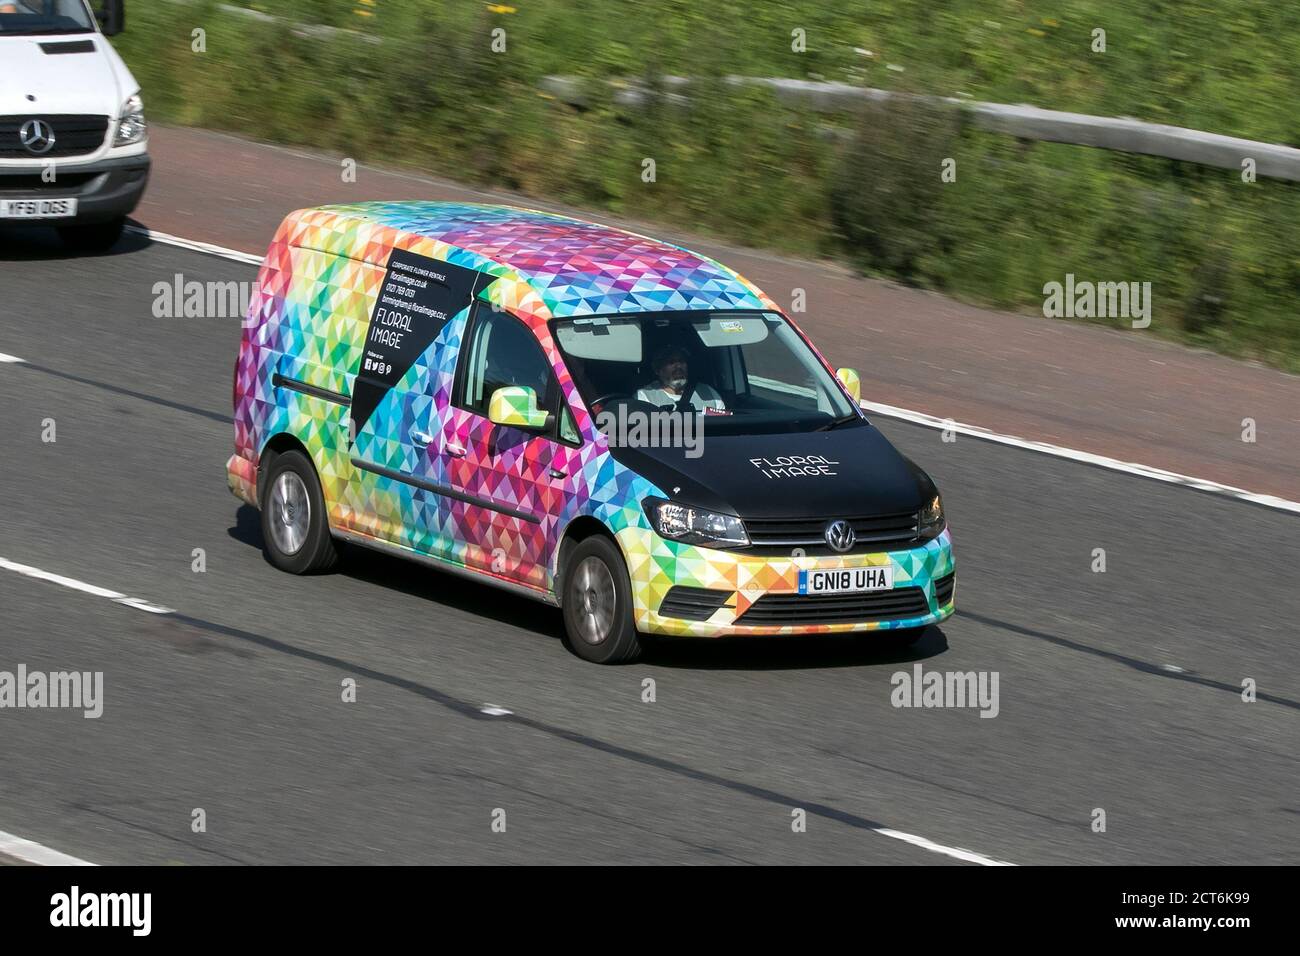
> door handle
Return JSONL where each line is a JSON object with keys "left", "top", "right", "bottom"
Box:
{"left": 410, "top": 429, "right": 435, "bottom": 447}
{"left": 549, "top": 467, "right": 566, "bottom": 480}
{"left": 445, "top": 440, "right": 467, "bottom": 457}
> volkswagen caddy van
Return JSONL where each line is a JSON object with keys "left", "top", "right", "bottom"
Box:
{"left": 227, "top": 202, "right": 955, "bottom": 663}
{"left": 0, "top": 1, "right": 148, "bottom": 250}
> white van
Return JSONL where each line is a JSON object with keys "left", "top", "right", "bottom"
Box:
{"left": 0, "top": 0, "right": 147, "bottom": 250}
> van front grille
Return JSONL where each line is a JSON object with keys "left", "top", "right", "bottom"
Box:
{"left": 0, "top": 115, "right": 109, "bottom": 158}
{"left": 741, "top": 511, "right": 920, "bottom": 555}
{"left": 735, "top": 587, "right": 929, "bottom": 627}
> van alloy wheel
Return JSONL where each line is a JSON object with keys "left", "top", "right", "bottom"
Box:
{"left": 561, "top": 536, "right": 643, "bottom": 664}
{"left": 268, "top": 471, "right": 311, "bottom": 556}
{"left": 259, "top": 449, "right": 339, "bottom": 574}
{"left": 571, "top": 556, "right": 616, "bottom": 645}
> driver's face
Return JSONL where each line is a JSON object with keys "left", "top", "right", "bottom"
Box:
{"left": 656, "top": 352, "right": 688, "bottom": 388}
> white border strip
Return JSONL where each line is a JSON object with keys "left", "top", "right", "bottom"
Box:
{"left": 873, "top": 827, "right": 1014, "bottom": 866}
{"left": 124, "top": 224, "right": 264, "bottom": 266}
{"left": 860, "top": 399, "right": 1300, "bottom": 516}
{"left": 0, "top": 830, "right": 96, "bottom": 866}
{"left": 126, "top": 224, "right": 1300, "bottom": 517}
{"left": 0, "top": 557, "right": 174, "bottom": 614}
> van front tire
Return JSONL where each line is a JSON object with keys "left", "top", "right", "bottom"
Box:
{"left": 259, "top": 449, "right": 339, "bottom": 574}
{"left": 561, "top": 536, "right": 642, "bottom": 664}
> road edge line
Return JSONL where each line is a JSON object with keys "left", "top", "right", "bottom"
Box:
{"left": 0, "top": 830, "right": 96, "bottom": 866}
{"left": 124, "top": 224, "right": 264, "bottom": 266}
{"left": 860, "top": 399, "right": 1300, "bottom": 516}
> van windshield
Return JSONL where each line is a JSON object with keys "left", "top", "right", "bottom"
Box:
{"left": 551, "top": 310, "right": 860, "bottom": 436}
{"left": 0, "top": 0, "right": 95, "bottom": 34}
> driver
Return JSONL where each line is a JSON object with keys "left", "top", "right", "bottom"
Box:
{"left": 636, "top": 344, "right": 725, "bottom": 412}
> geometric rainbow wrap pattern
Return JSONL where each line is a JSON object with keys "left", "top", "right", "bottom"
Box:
{"left": 228, "top": 202, "right": 954, "bottom": 636}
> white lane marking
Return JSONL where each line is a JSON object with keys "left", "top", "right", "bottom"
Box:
{"left": 0, "top": 830, "right": 96, "bottom": 866}
{"left": 115, "top": 227, "right": 1300, "bottom": 517}
{"left": 475, "top": 707, "right": 1004, "bottom": 863}
{"left": 0, "top": 556, "right": 1012, "bottom": 867}
{"left": 873, "top": 827, "right": 1014, "bottom": 866}
{"left": 0, "top": 556, "right": 125, "bottom": 599}
{"left": 0, "top": 557, "right": 175, "bottom": 615}
{"left": 860, "top": 399, "right": 1300, "bottom": 516}
{"left": 112, "top": 596, "right": 177, "bottom": 615}
{"left": 0, "top": 352, "right": 25, "bottom": 363}
{"left": 123, "top": 224, "right": 264, "bottom": 266}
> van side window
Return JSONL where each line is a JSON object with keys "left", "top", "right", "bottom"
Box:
{"left": 559, "top": 406, "right": 580, "bottom": 444}
{"left": 457, "top": 308, "right": 569, "bottom": 440}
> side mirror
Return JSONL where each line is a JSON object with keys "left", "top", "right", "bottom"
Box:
{"left": 488, "top": 385, "right": 551, "bottom": 431}
{"left": 97, "top": 0, "right": 125, "bottom": 36}
{"left": 835, "top": 367, "right": 861, "bottom": 403}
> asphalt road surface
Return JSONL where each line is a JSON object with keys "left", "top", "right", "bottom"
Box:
{"left": 1, "top": 230, "right": 1297, "bottom": 864}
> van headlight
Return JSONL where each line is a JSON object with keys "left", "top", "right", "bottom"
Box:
{"left": 645, "top": 498, "right": 749, "bottom": 548}
{"left": 918, "top": 494, "right": 945, "bottom": 540}
{"left": 114, "top": 94, "right": 147, "bottom": 146}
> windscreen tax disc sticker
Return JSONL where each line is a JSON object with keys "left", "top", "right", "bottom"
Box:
{"left": 350, "top": 250, "right": 483, "bottom": 436}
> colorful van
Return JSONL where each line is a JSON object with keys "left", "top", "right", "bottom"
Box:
{"left": 227, "top": 202, "right": 955, "bottom": 662}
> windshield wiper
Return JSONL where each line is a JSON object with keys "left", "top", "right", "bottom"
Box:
{"left": 815, "top": 412, "right": 862, "bottom": 431}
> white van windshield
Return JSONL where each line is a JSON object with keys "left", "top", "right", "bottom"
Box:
{"left": 552, "top": 311, "right": 860, "bottom": 436}
{"left": 0, "top": 0, "right": 95, "bottom": 34}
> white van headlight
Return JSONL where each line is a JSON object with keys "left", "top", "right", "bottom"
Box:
{"left": 646, "top": 499, "right": 749, "bottom": 548}
{"left": 114, "top": 94, "right": 147, "bottom": 146}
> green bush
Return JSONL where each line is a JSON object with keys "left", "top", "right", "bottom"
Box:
{"left": 830, "top": 96, "right": 964, "bottom": 281}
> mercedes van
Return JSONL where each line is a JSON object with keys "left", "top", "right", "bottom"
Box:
{"left": 228, "top": 202, "right": 955, "bottom": 662}
{"left": 0, "top": 1, "right": 148, "bottom": 250}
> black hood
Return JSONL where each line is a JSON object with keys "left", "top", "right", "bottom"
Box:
{"left": 608, "top": 421, "right": 934, "bottom": 518}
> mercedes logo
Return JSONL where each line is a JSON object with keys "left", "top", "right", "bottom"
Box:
{"left": 19, "top": 119, "right": 55, "bottom": 156}
{"left": 824, "top": 519, "right": 856, "bottom": 553}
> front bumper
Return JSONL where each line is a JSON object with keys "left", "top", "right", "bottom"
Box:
{"left": 621, "top": 526, "right": 955, "bottom": 637}
{"left": 0, "top": 153, "right": 150, "bottom": 225}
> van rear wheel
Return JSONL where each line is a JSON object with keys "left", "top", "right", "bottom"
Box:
{"left": 562, "top": 536, "right": 642, "bottom": 664}
{"left": 259, "top": 449, "right": 339, "bottom": 574}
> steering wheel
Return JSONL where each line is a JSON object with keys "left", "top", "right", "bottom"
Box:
{"left": 587, "top": 392, "right": 633, "bottom": 411}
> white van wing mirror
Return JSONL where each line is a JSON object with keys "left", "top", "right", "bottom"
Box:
{"left": 97, "top": 0, "right": 125, "bottom": 36}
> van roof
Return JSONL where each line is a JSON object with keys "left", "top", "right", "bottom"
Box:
{"left": 296, "top": 201, "right": 775, "bottom": 317}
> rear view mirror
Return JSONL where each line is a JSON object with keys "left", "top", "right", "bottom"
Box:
{"left": 835, "top": 367, "right": 861, "bottom": 403}
{"left": 97, "top": 0, "right": 124, "bottom": 36}
{"left": 488, "top": 385, "right": 551, "bottom": 431}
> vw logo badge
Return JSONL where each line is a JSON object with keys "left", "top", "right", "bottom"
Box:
{"left": 19, "top": 119, "right": 55, "bottom": 156}
{"left": 824, "top": 519, "right": 856, "bottom": 553}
